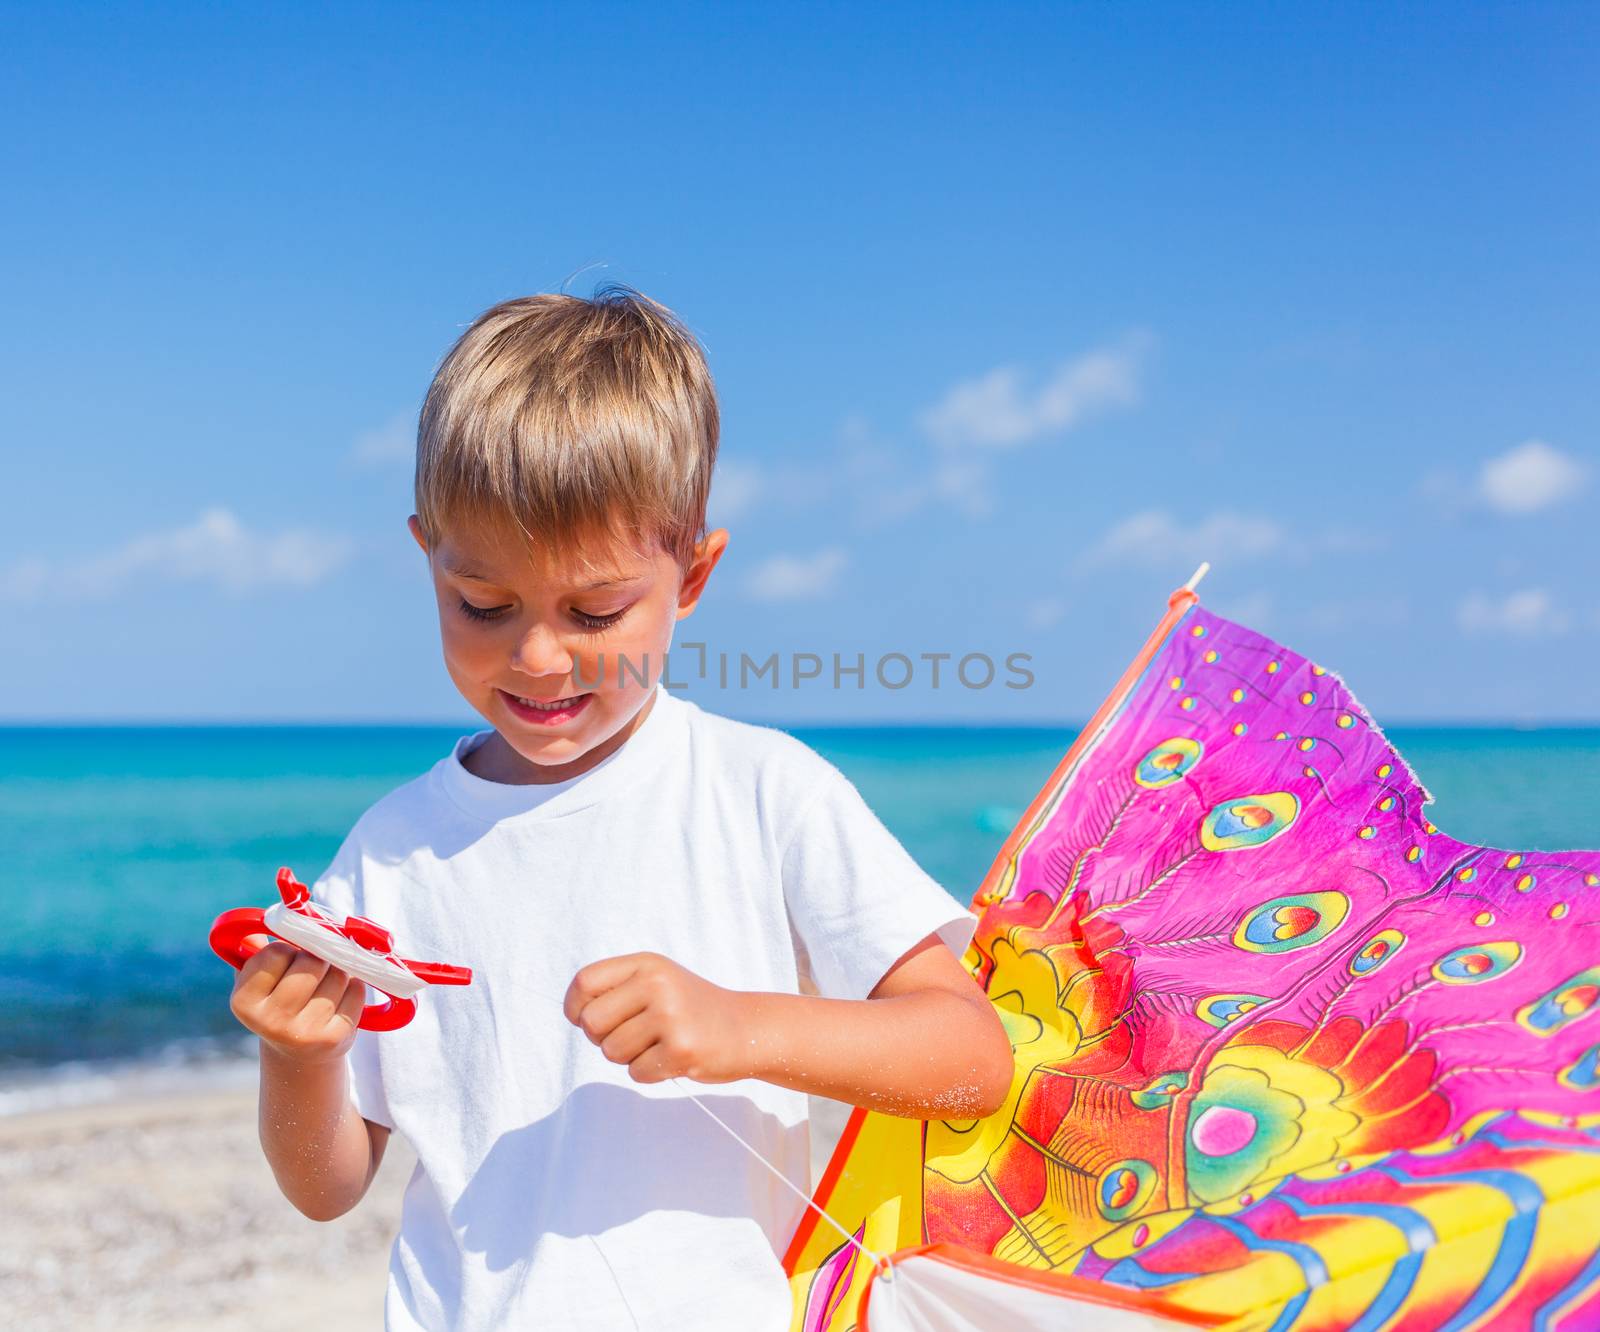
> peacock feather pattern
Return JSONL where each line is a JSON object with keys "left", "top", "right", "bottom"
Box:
{"left": 788, "top": 595, "right": 1600, "bottom": 1331}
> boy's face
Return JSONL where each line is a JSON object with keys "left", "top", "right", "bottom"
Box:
{"left": 410, "top": 513, "right": 727, "bottom": 784}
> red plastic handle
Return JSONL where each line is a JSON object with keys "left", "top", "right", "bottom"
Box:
{"left": 208, "top": 906, "right": 418, "bottom": 1031}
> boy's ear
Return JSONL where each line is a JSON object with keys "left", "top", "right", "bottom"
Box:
{"left": 676, "top": 528, "right": 729, "bottom": 619}
{"left": 407, "top": 515, "right": 430, "bottom": 555}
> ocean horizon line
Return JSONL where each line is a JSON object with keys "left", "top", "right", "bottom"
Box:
{"left": 3, "top": 716, "right": 1600, "bottom": 732}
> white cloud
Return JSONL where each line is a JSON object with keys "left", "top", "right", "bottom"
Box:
{"left": 1026, "top": 598, "right": 1066, "bottom": 629}
{"left": 743, "top": 547, "right": 848, "bottom": 602}
{"left": 351, "top": 413, "right": 415, "bottom": 466}
{"left": 1301, "top": 596, "right": 1408, "bottom": 634}
{"left": 1080, "top": 509, "right": 1287, "bottom": 572}
{"left": 0, "top": 508, "right": 354, "bottom": 602}
{"left": 1479, "top": 440, "right": 1587, "bottom": 515}
{"left": 863, "top": 457, "right": 995, "bottom": 526}
{"left": 918, "top": 335, "right": 1148, "bottom": 450}
{"left": 1214, "top": 591, "right": 1275, "bottom": 630}
{"left": 1318, "top": 527, "right": 1386, "bottom": 556}
{"left": 1457, "top": 588, "right": 1571, "bottom": 637}
{"left": 708, "top": 461, "right": 764, "bottom": 525}
{"left": 729, "top": 338, "right": 1149, "bottom": 536}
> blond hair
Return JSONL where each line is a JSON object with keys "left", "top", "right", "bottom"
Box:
{"left": 415, "top": 286, "right": 719, "bottom": 571}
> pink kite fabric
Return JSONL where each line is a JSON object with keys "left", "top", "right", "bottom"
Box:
{"left": 792, "top": 598, "right": 1600, "bottom": 1331}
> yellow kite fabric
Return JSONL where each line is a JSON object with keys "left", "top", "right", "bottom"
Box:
{"left": 787, "top": 589, "right": 1600, "bottom": 1331}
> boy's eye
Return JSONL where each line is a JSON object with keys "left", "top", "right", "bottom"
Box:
{"left": 457, "top": 599, "right": 626, "bottom": 629}
{"left": 573, "top": 606, "right": 627, "bottom": 630}
{"left": 458, "top": 598, "right": 511, "bottom": 623}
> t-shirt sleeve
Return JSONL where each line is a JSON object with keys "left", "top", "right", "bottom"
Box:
{"left": 308, "top": 834, "right": 396, "bottom": 1132}
{"left": 781, "top": 755, "right": 976, "bottom": 1001}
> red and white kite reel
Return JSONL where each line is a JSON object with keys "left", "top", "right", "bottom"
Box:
{"left": 209, "top": 867, "right": 472, "bottom": 1031}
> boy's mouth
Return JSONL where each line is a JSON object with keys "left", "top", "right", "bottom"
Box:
{"left": 499, "top": 690, "right": 593, "bottom": 727}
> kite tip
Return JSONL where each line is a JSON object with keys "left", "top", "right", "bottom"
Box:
{"left": 1182, "top": 562, "right": 1211, "bottom": 594}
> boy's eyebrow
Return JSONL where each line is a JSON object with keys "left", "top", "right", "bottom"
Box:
{"left": 441, "top": 560, "right": 642, "bottom": 592}
{"left": 441, "top": 561, "right": 497, "bottom": 582}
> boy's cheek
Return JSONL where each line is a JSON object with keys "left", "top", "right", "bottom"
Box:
{"left": 436, "top": 631, "right": 500, "bottom": 710}
{"left": 434, "top": 626, "right": 477, "bottom": 680}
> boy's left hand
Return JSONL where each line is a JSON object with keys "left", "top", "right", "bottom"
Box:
{"left": 565, "top": 953, "right": 750, "bottom": 1085}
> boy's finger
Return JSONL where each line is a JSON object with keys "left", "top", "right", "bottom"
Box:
{"left": 233, "top": 941, "right": 301, "bottom": 1000}
{"left": 334, "top": 977, "right": 366, "bottom": 1029}
{"left": 579, "top": 983, "right": 651, "bottom": 1046}
{"left": 264, "top": 951, "right": 332, "bottom": 1010}
{"left": 626, "top": 1043, "right": 676, "bottom": 1085}
{"left": 563, "top": 954, "right": 645, "bottom": 1023}
{"left": 598, "top": 1012, "right": 658, "bottom": 1067}
{"left": 302, "top": 963, "right": 354, "bottom": 1019}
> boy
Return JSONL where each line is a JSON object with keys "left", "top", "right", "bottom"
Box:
{"left": 228, "top": 288, "right": 1014, "bottom": 1331}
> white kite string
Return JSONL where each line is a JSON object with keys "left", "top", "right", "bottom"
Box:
{"left": 672, "top": 1078, "right": 884, "bottom": 1267}
{"left": 512, "top": 981, "right": 886, "bottom": 1268}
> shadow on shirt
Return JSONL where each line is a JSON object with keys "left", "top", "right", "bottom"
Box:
{"left": 450, "top": 1078, "right": 807, "bottom": 1272}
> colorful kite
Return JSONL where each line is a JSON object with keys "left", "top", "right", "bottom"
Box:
{"left": 787, "top": 578, "right": 1600, "bottom": 1331}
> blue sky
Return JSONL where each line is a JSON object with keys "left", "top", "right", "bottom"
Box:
{"left": 2, "top": 3, "right": 1596, "bottom": 723}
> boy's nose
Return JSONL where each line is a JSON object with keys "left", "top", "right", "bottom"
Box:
{"left": 510, "top": 622, "right": 574, "bottom": 677}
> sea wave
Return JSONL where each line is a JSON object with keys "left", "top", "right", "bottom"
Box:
{"left": 0, "top": 1036, "right": 257, "bottom": 1117}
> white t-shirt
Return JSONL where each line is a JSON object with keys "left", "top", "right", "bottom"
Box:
{"left": 310, "top": 683, "right": 975, "bottom": 1332}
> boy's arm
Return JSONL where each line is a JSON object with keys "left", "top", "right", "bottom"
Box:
{"left": 566, "top": 932, "right": 1014, "bottom": 1119}
{"left": 232, "top": 941, "right": 390, "bottom": 1221}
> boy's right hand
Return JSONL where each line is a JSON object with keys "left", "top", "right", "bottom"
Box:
{"left": 229, "top": 939, "right": 367, "bottom": 1064}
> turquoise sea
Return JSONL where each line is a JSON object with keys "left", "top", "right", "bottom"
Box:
{"left": 3, "top": 723, "right": 1598, "bottom": 1099}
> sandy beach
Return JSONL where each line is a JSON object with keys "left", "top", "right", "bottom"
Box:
{"left": 0, "top": 1077, "right": 847, "bottom": 1332}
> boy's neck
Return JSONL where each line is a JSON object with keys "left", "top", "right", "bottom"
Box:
{"left": 463, "top": 689, "right": 660, "bottom": 786}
